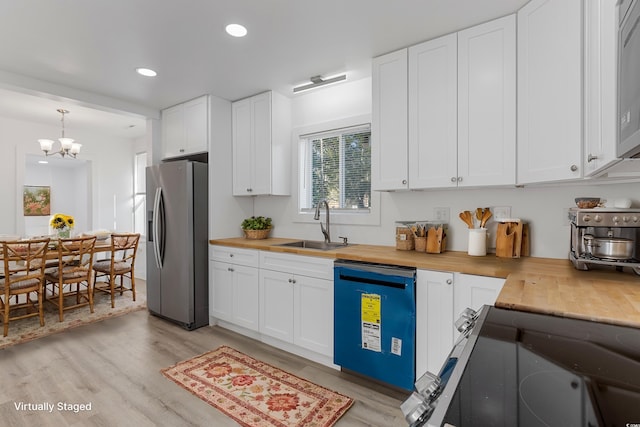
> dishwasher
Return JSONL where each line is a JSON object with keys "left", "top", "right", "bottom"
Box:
{"left": 334, "top": 260, "right": 416, "bottom": 391}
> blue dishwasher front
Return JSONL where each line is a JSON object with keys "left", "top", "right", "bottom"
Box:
{"left": 334, "top": 260, "right": 416, "bottom": 391}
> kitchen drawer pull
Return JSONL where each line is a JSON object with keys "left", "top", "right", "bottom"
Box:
{"left": 450, "top": 177, "right": 457, "bottom": 183}
{"left": 446, "top": 279, "right": 452, "bottom": 285}
{"left": 570, "top": 164, "right": 578, "bottom": 172}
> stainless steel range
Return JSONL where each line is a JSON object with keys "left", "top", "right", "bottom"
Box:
{"left": 569, "top": 208, "right": 640, "bottom": 275}
{"left": 402, "top": 305, "right": 640, "bottom": 426}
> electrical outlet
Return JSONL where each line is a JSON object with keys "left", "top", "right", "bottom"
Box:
{"left": 434, "top": 207, "right": 450, "bottom": 223}
{"left": 492, "top": 206, "right": 511, "bottom": 221}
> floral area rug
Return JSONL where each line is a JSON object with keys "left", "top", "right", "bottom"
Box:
{"left": 161, "top": 345, "right": 354, "bottom": 427}
{"left": 0, "top": 281, "right": 146, "bottom": 350}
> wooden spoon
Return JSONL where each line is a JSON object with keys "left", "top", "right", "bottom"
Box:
{"left": 480, "top": 208, "right": 493, "bottom": 228}
{"left": 459, "top": 211, "right": 474, "bottom": 228}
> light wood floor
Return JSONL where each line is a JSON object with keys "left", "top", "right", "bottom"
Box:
{"left": 0, "top": 284, "right": 408, "bottom": 426}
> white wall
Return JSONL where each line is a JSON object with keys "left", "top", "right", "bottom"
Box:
{"left": 0, "top": 115, "right": 136, "bottom": 237}
{"left": 254, "top": 77, "right": 640, "bottom": 260}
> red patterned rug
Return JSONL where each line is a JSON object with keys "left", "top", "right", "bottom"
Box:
{"left": 161, "top": 345, "right": 354, "bottom": 427}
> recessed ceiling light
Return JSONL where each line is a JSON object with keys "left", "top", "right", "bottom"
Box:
{"left": 38, "top": 160, "right": 48, "bottom": 164}
{"left": 226, "top": 24, "right": 247, "bottom": 37}
{"left": 136, "top": 67, "right": 157, "bottom": 77}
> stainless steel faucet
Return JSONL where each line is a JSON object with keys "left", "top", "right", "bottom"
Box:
{"left": 314, "top": 200, "right": 331, "bottom": 243}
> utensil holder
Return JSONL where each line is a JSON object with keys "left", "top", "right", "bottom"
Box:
{"left": 396, "top": 227, "right": 415, "bottom": 250}
{"left": 468, "top": 228, "right": 487, "bottom": 256}
{"left": 414, "top": 236, "right": 427, "bottom": 252}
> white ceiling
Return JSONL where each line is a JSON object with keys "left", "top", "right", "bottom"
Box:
{"left": 0, "top": 0, "right": 529, "bottom": 138}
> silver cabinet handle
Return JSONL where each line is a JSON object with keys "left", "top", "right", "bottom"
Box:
{"left": 450, "top": 177, "right": 456, "bottom": 182}
{"left": 446, "top": 279, "right": 452, "bottom": 285}
{"left": 587, "top": 154, "right": 598, "bottom": 163}
{"left": 402, "top": 179, "right": 407, "bottom": 185}
{"left": 457, "top": 177, "right": 463, "bottom": 182}
{"left": 570, "top": 164, "right": 578, "bottom": 172}
{"left": 229, "top": 253, "right": 234, "bottom": 257}
{"left": 228, "top": 267, "right": 234, "bottom": 272}
{"left": 246, "top": 188, "right": 253, "bottom": 192}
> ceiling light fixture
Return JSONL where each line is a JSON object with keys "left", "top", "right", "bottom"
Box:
{"left": 136, "top": 67, "right": 157, "bottom": 77}
{"left": 38, "top": 109, "right": 81, "bottom": 158}
{"left": 226, "top": 23, "right": 247, "bottom": 37}
{"left": 293, "top": 74, "right": 347, "bottom": 93}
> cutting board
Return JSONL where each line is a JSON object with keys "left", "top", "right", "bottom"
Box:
{"left": 496, "top": 221, "right": 528, "bottom": 258}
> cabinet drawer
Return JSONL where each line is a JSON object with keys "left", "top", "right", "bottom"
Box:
{"left": 210, "top": 245, "right": 259, "bottom": 267}
{"left": 259, "top": 251, "right": 334, "bottom": 280}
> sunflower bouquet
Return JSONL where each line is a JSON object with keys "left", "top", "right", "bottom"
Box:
{"left": 50, "top": 213, "right": 74, "bottom": 238}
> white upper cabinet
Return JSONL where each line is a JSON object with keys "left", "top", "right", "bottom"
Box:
{"left": 375, "top": 15, "right": 515, "bottom": 191}
{"left": 408, "top": 34, "right": 458, "bottom": 189}
{"left": 372, "top": 49, "right": 409, "bottom": 191}
{"left": 161, "top": 95, "right": 209, "bottom": 159}
{"left": 584, "top": 0, "right": 620, "bottom": 176}
{"left": 517, "top": 0, "right": 583, "bottom": 184}
{"left": 232, "top": 91, "right": 291, "bottom": 196}
{"left": 457, "top": 15, "right": 516, "bottom": 187}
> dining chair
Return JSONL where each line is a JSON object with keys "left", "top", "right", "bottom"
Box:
{"left": 92, "top": 233, "right": 140, "bottom": 308}
{"left": 0, "top": 238, "right": 50, "bottom": 337}
{"left": 45, "top": 235, "right": 97, "bottom": 322}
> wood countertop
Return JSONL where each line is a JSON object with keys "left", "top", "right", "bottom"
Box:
{"left": 210, "top": 237, "right": 640, "bottom": 328}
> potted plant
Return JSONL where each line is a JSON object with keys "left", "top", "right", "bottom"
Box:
{"left": 241, "top": 216, "right": 273, "bottom": 240}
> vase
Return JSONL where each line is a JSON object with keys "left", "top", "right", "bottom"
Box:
{"left": 57, "top": 228, "right": 70, "bottom": 239}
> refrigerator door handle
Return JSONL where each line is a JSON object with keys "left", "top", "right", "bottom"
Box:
{"left": 152, "top": 186, "right": 164, "bottom": 269}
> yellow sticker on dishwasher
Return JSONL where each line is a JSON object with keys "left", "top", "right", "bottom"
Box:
{"left": 362, "top": 294, "right": 381, "bottom": 352}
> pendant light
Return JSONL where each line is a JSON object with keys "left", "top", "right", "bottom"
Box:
{"left": 38, "top": 108, "right": 81, "bottom": 158}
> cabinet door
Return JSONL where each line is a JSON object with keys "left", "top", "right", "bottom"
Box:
{"left": 458, "top": 14, "right": 516, "bottom": 187}
{"left": 162, "top": 104, "right": 184, "bottom": 159}
{"left": 210, "top": 260, "right": 233, "bottom": 322}
{"left": 259, "top": 269, "right": 294, "bottom": 343}
{"left": 416, "top": 270, "right": 454, "bottom": 378}
{"left": 408, "top": 34, "right": 458, "bottom": 189}
{"left": 517, "top": 0, "right": 583, "bottom": 183}
{"left": 294, "top": 276, "right": 333, "bottom": 356}
{"left": 372, "top": 49, "right": 409, "bottom": 191}
{"left": 232, "top": 98, "right": 254, "bottom": 195}
{"left": 453, "top": 274, "right": 505, "bottom": 318}
{"left": 584, "top": 0, "right": 620, "bottom": 176}
{"left": 251, "top": 92, "right": 273, "bottom": 195}
{"left": 232, "top": 264, "right": 260, "bottom": 331}
{"left": 183, "top": 96, "right": 209, "bottom": 154}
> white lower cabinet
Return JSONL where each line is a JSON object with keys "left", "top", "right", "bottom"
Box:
{"left": 259, "top": 252, "right": 334, "bottom": 357}
{"left": 209, "top": 246, "right": 259, "bottom": 331}
{"left": 416, "top": 270, "right": 505, "bottom": 378}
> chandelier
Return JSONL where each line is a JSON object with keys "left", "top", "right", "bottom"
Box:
{"left": 38, "top": 108, "right": 81, "bottom": 158}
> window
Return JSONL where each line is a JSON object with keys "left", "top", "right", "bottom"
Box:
{"left": 299, "top": 124, "right": 371, "bottom": 213}
{"left": 133, "top": 152, "right": 146, "bottom": 237}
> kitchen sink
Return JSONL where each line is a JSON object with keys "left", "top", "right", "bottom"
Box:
{"left": 276, "top": 240, "right": 353, "bottom": 251}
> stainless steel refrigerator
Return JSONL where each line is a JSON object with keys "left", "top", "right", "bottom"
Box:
{"left": 146, "top": 160, "right": 208, "bottom": 330}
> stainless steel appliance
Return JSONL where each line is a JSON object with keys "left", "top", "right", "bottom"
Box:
{"left": 402, "top": 306, "right": 640, "bottom": 426}
{"left": 618, "top": 0, "right": 640, "bottom": 158}
{"left": 569, "top": 207, "right": 640, "bottom": 274}
{"left": 334, "top": 260, "right": 416, "bottom": 391}
{"left": 146, "top": 160, "right": 209, "bottom": 330}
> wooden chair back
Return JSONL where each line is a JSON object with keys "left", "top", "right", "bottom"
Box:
{"left": 1, "top": 238, "right": 50, "bottom": 287}
{"left": 49, "top": 235, "right": 97, "bottom": 284}
{"left": 1, "top": 238, "right": 50, "bottom": 336}
{"left": 110, "top": 233, "right": 140, "bottom": 268}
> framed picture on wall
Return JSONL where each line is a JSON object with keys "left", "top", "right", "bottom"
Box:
{"left": 23, "top": 185, "right": 51, "bottom": 216}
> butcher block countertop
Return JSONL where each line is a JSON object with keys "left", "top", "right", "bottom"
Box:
{"left": 210, "top": 237, "right": 640, "bottom": 328}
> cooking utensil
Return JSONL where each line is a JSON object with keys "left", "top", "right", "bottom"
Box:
{"left": 475, "top": 208, "right": 483, "bottom": 223}
{"left": 480, "top": 208, "right": 493, "bottom": 228}
{"left": 584, "top": 235, "right": 634, "bottom": 260}
{"left": 459, "top": 211, "right": 474, "bottom": 229}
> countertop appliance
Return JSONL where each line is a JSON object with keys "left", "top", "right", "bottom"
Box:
{"left": 334, "top": 260, "right": 416, "bottom": 391}
{"left": 568, "top": 207, "right": 640, "bottom": 274}
{"left": 146, "top": 160, "right": 209, "bottom": 330}
{"left": 618, "top": 0, "right": 640, "bottom": 158}
{"left": 402, "top": 305, "right": 640, "bottom": 426}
